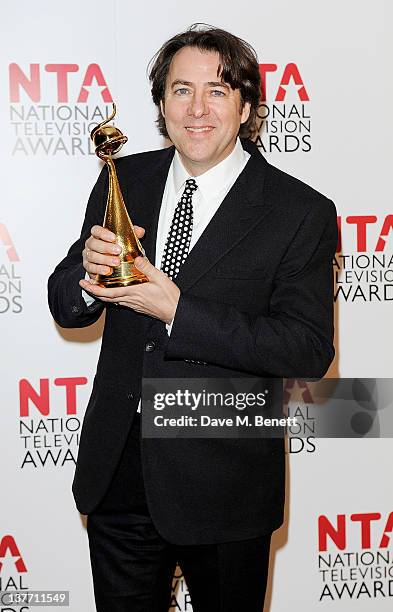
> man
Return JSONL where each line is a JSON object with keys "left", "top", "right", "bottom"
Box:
{"left": 48, "top": 25, "right": 337, "bottom": 612}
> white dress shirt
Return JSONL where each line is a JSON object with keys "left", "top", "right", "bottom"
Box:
{"left": 156, "top": 138, "right": 250, "bottom": 271}
{"left": 82, "top": 138, "right": 250, "bottom": 412}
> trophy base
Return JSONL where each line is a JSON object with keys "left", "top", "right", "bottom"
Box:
{"left": 97, "top": 261, "right": 149, "bottom": 287}
{"left": 99, "top": 276, "right": 149, "bottom": 287}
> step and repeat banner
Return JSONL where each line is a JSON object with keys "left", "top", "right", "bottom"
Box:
{"left": 1, "top": 1, "right": 392, "bottom": 610}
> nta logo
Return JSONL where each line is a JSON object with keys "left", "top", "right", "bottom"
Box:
{"left": 0, "top": 536, "right": 27, "bottom": 573}
{"left": 337, "top": 215, "right": 393, "bottom": 252}
{"left": 319, "top": 513, "right": 393, "bottom": 551}
{"left": 19, "top": 377, "right": 88, "bottom": 416}
{"left": 9, "top": 63, "right": 113, "bottom": 103}
{"left": 0, "top": 224, "right": 19, "bottom": 262}
{"left": 259, "top": 63, "right": 309, "bottom": 101}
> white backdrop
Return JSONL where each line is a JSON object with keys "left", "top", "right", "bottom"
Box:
{"left": 1, "top": 1, "right": 392, "bottom": 610}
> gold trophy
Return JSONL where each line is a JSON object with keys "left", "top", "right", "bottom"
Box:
{"left": 90, "top": 103, "right": 148, "bottom": 286}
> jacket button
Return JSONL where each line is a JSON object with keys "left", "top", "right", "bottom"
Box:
{"left": 145, "top": 340, "right": 156, "bottom": 352}
{"left": 127, "top": 392, "right": 134, "bottom": 400}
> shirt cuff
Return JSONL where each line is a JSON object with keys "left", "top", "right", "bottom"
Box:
{"left": 81, "top": 272, "right": 97, "bottom": 307}
{"left": 165, "top": 319, "right": 174, "bottom": 336}
{"left": 165, "top": 292, "right": 181, "bottom": 336}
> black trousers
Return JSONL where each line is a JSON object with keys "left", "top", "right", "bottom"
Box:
{"left": 87, "top": 413, "right": 272, "bottom": 612}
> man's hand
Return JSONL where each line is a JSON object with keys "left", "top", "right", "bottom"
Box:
{"left": 80, "top": 228, "right": 180, "bottom": 324}
{"left": 82, "top": 224, "right": 146, "bottom": 279}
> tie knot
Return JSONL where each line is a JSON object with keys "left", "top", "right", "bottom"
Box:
{"left": 184, "top": 178, "right": 198, "bottom": 195}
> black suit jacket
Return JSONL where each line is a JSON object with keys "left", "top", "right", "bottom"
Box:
{"left": 48, "top": 139, "right": 337, "bottom": 545}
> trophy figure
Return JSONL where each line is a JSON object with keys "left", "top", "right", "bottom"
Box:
{"left": 90, "top": 103, "right": 148, "bottom": 286}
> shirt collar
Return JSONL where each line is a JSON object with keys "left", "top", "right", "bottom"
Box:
{"left": 172, "top": 138, "right": 248, "bottom": 201}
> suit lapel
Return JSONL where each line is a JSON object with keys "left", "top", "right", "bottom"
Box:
{"left": 124, "top": 146, "right": 175, "bottom": 264}
{"left": 175, "top": 142, "right": 272, "bottom": 292}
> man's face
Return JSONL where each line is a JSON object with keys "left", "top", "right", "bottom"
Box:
{"left": 160, "top": 46, "right": 250, "bottom": 176}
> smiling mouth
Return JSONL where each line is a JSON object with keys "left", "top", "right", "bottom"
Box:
{"left": 185, "top": 126, "right": 214, "bottom": 133}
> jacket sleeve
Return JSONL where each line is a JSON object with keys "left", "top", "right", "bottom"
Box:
{"left": 165, "top": 199, "right": 338, "bottom": 378}
{"left": 47, "top": 166, "right": 108, "bottom": 328}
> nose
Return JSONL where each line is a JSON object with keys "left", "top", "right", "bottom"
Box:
{"left": 187, "top": 91, "right": 209, "bottom": 118}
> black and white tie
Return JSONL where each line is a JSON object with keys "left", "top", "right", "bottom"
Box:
{"left": 160, "top": 178, "right": 198, "bottom": 279}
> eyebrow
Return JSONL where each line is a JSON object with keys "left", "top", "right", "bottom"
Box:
{"left": 207, "top": 81, "right": 230, "bottom": 90}
{"left": 170, "top": 79, "right": 230, "bottom": 90}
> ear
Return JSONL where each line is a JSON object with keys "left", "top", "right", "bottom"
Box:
{"left": 240, "top": 101, "right": 251, "bottom": 124}
{"left": 160, "top": 99, "right": 165, "bottom": 118}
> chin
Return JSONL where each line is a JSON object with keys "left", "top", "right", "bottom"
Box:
{"left": 183, "top": 144, "right": 217, "bottom": 161}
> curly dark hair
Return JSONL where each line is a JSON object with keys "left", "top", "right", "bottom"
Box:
{"left": 148, "top": 24, "right": 261, "bottom": 139}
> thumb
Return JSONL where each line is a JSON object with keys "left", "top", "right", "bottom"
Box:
{"left": 133, "top": 256, "right": 158, "bottom": 280}
{"left": 133, "top": 225, "right": 145, "bottom": 239}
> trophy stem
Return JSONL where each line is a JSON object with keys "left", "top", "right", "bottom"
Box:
{"left": 90, "top": 103, "right": 148, "bottom": 287}
{"left": 96, "top": 155, "right": 148, "bottom": 287}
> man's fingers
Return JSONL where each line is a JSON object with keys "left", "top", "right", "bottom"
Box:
{"left": 84, "top": 262, "right": 113, "bottom": 276}
{"left": 83, "top": 226, "right": 147, "bottom": 278}
{"left": 90, "top": 225, "right": 117, "bottom": 242}
{"left": 90, "top": 224, "right": 146, "bottom": 242}
{"left": 85, "top": 237, "right": 121, "bottom": 256}
{"left": 86, "top": 250, "right": 120, "bottom": 267}
{"left": 133, "top": 256, "right": 158, "bottom": 280}
{"left": 87, "top": 227, "right": 146, "bottom": 255}
{"left": 79, "top": 279, "right": 129, "bottom": 299}
{"left": 133, "top": 225, "right": 146, "bottom": 238}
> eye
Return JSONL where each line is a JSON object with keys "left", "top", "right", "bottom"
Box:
{"left": 211, "top": 89, "right": 226, "bottom": 96}
{"left": 174, "top": 88, "right": 190, "bottom": 95}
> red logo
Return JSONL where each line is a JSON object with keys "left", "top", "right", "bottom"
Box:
{"left": 318, "top": 513, "right": 393, "bottom": 551}
{"left": 9, "top": 63, "right": 113, "bottom": 103}
{"left": 337, "top": 215, "right": 393, "bottom": 252}
{"left": 0, "top": 536, "right": 27, "bottom": 573}
{"left": 0, "top": 224, "right": 19, "bottom": 262}
{"left": 19, "top": 377, "right": 88, "bottom": 416}
{"left": 259, "top": 63, "right": 309, "bottom": 101}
